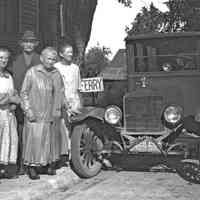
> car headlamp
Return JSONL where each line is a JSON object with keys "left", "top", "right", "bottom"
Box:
{"left": 164, "top": 105, "right": 183, "bottom": 124}
{"left": 105, "top": 106, "right": 122, "bottom": 125}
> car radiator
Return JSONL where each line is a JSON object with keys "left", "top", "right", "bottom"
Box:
{"left": 124, "top": 95, "right": 164, "bottom": 132}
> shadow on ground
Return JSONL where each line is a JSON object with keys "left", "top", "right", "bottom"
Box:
{"left": 107, "top": 153, "right": 178, "bottom": 172}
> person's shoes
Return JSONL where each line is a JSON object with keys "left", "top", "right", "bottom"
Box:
{"left": 47, "top": 167, "right": 56, "bottom": 175}
{"left": 28, "top": 167, "right": 40, "bottom": 180}
{"left": 0, "top": 169, "right": 5, "bottom": 179}
{"left": 4, "top": 172, "right": 19, "bottom": 179}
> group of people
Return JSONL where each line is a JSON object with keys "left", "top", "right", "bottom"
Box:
{"left": 0, "top": 30, "right": 82, "bottom": 180}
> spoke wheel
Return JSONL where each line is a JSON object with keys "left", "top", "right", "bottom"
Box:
{"left": 176, "top": 160, "right": 200, "bottom": 184}
{"left": 71, "top": 121, "right": 103, "bottom": 178}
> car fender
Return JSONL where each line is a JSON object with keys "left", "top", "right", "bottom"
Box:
{"left": 70, "top": 106, "right": 105, "bottom": 123}
{"left": 69, "top": 106, "right": 123, "bottom": 149}
{"left": 181, "top": 159, "right": 200, "bottom": 165}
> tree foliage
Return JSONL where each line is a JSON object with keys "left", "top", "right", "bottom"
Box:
{"left": 126, "top": 0, "right": 200, "bottom": 36}
{"left": 84, "top": 44, "right": 111, "bottom": 77}
{"left": 126, "top": 3, "right": 165, "bottom": 35}
{"left": 164, "top": 0, "right": 200, "bottom": 32}
{"left": 118, "top": 0, "right": 132, "bottom": 7}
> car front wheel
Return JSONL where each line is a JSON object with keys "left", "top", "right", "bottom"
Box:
{"left": 71, "top": 121, "right": 103, "bottom": 178}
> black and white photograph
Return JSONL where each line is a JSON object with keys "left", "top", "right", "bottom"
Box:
{"left": 0, "top": 0, "right": 200, "bottom": 199}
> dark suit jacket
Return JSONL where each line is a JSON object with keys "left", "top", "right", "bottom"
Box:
{"left": 12, "top": 52, "right": 41, "bottom": 92}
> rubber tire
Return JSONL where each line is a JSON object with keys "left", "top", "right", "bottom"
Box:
{"left": 176, "top": 160, "right": 200, "bottom": 184}
{"left": 71, "top": 122, "right": 103, "bottom": 178}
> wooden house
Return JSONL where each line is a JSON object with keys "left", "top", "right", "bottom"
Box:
{"left": 0, "top": 0, "right": 60, "bottom": 52}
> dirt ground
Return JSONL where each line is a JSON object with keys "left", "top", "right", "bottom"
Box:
{"left": 0, "top": 166, "right": 199, "bottom": 200}
{"left": 0, "top": 167, "right": 80, "bottom": 200}
{"left": 49, "top": 170, "right": 200, "bottom": 200}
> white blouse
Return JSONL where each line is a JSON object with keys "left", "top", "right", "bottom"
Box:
{"left": 0, "top": 74, "right": 14, "bottom": 95}
{"left": 55, "top": 62, "right": 82, "bottom": 111}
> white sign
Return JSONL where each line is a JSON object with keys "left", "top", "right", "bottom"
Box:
{"left": 80, "top": 77, "right": 104, "bottom": 93}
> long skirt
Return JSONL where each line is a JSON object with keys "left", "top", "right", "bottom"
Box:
{"left": 23, "top": 120, "right": 60, "bottom": 166}
{"left": 59, "top": 118, "right": 70, "bottom": 155}
{"left": 0, "top": 110, "right": 18, "bottom": 164}
{"left": 52, "top": 117, "right": 69, "bottom": 156}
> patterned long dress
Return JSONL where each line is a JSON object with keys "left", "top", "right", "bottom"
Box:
{"left": 20, "top": 65, "right": 63, "bottom": 166}
{"left": 0, "top": 73, "right": 18, "bottom": 164}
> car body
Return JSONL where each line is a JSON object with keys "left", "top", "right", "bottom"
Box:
{"left": 69, "top": 32, "right": 200, "bottom": 182}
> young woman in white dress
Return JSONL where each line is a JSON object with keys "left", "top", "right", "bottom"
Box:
{"left": 0, "top": 48, "right": 20, "bottom": 178}
{"left": 54, "top": 43, "right": 82, "bottom": 163}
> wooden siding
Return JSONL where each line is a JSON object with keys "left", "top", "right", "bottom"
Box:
{"left": 0, "top": 0, "right": 19, "bottom": 52}
{"left": 39, "top": 0, "right": 59, "bottom": 47}
{"left": 0, "top": 0, "right": 59, "bottom": 52}
{"left": 19, "top": 0, "right": 39, "bottom": 33}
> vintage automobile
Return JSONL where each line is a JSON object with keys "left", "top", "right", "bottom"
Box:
{"left": 69, "top": 32, "right": 200, "bottom": 184}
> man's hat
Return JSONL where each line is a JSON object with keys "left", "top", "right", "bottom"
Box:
{"left": 20, "top": 30, "right": 38, "bottom": 41}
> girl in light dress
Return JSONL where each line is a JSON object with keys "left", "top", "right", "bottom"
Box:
{"left": 54, "top": 43, "right": 82, "bottom": 162}
{"left": 55, "top": 43, "right": 82, "bottom": 114}
{"left": 0, "top": 48, "right": 20, "bottom": 178}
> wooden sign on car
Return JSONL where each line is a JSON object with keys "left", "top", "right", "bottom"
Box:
{"left": 80, "top": 77, "right": 104, "bottom": 93}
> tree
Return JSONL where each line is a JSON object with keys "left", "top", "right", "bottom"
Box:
{"left": 84, "top": 44, "right": 111, "bottom": 77}
{"left": 164, "top": 0, "right": 200, "bottom": 32}
{"left": 126, "top": 3, "right": 165, "bottom": 35}
{"left": 57, "top": 0, "right": 132, "bottom": 67}
{"left": 83, "top": 44, "right": 111, "bottom": 105}
{"left": 126, "top": 0, "right": 200, "bottom": 36}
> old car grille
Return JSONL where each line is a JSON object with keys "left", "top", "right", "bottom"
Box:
{"left": 124, "top": 95, "right": 164, "bottom": 132}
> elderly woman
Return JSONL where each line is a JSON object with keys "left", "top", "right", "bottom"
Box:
{"left": 0, "top": 48, "right": 20, "bottom": 178}
{"left": 21, "top": 47, "right": 64, "bottom": 180}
